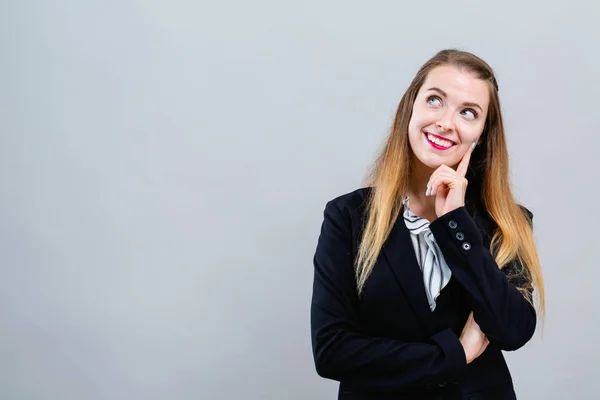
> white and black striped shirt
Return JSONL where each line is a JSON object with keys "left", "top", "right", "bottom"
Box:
{"left": 402, "top": 196, "right": 452, "bottom": 311}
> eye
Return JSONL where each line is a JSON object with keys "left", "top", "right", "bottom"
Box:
{"left": 461, "top": 108, "right": 478, "bottom": 120}
{"left": 427, "top": 95, "right": 442, "bottom": 106}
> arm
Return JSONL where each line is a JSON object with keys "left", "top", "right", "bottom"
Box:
{"left": 311, "top": 200, "right": 467, "bottom": 391}
{"left": 428, "top": 206, "right": 536, "bottom": 351}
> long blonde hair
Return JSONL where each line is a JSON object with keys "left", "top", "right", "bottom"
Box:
{"left": 356, "top": 49, "right": 545, "bottom": 315}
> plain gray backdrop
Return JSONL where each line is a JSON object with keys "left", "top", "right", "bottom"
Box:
{"left": 1, "top": 0, "right": 599, "bottom": 399}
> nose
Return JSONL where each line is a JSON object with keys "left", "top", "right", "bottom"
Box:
{"left": 436, "top": 110, "right": 455, "bottom": 132}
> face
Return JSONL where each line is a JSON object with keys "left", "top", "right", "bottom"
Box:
{"left": 408, "top": 65, "right": 490, "bottom": 170}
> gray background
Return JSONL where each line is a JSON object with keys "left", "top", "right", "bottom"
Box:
{"left": 1, "top": 0, "right": 598, "bottom": 399}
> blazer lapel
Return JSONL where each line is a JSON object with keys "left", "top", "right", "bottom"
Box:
{"left": 381, "top": 204, "right": 435, "bottom": 333}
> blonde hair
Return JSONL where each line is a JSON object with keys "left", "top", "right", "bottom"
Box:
{"left": 356, "top": 49, "right": 545, "bottom": 315}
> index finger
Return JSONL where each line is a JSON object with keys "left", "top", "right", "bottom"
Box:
{"left": 456, "top": 142, "right": 475, "bottom": 177}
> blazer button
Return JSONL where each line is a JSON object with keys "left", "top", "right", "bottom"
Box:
{"left": 455, "top": 232, "right": 465, "bottom": 241}
{"left": 462, "top": 242, "right": 471, "bottom": 251}
{"left": 449, "top": 220, "right": 458, "bottom": 229}
{"left": 438, "top": 382, "right": 447, "bottom": 387}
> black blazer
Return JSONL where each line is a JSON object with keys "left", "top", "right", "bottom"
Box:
{"left": 310, "top": 187, "right": 536, "bottom": 400}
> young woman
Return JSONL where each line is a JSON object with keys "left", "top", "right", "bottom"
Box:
{"left": 310, "top": 49, "right": 544, "bottom": 400}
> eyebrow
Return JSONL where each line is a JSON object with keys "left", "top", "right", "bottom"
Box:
{"left": 426, "top": 87, "right": 483, "bottom": 112}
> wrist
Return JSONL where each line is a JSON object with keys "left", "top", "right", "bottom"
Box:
{"left": 459, "top": 337, "right": 474, "bottom": 364}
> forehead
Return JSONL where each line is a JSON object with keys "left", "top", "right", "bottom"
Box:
{"left": 420, "top": 65, "right": 490, "bottom": 109}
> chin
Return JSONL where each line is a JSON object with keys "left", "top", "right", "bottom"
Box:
{"left": 413, "top": 154, "right": 439, "bottom": 170}
{"left": 417, "top": 152, "right": 458, "bottom": 170}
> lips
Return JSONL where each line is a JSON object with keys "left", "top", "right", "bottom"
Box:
{"left": 424, "top": 131, "right": 456, "bottom": 149}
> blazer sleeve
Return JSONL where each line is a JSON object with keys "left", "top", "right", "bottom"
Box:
{"left": 311, "top": 200, "right": 467, "bottom": 391}
{"left": 429, "top": 206, "right": 537, "bottom": 351}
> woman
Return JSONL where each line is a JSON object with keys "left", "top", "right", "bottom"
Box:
{"left": 310, "top": 49, "right": 544, "bottom": 400}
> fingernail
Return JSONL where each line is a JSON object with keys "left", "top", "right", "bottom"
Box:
{"left": 425, "top": 188, "right": 430, "bottom": 196}
{"left": 471, "top": 142, "right": 476, "bottom": 149}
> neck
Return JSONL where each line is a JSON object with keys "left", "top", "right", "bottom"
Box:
{"left": 407, "top": 159, "right": 436, "bottom": 212}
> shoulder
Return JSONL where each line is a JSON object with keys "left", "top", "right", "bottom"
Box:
{"left": 481, "top": 204, "right": 533, "bottom": 222}
{"left": 320, "top": 187, "right": 372, "bottom": 233}
{"left": 477, "top": 204, "right": 534, "bottom": 239}
{"left": 519, "top": 204, "right": 533, "bottom": 219}
{"left": 518, "top": 204, "right": 534, "bottom": 227}
{"left": 317, "top": 188, "right": 374, "bottom": 257}
{"left": 325, "top": 187, "right": 372, "bottom": 213}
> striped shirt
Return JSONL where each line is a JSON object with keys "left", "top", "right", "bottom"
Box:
{"left": 402, "top": 196, "right": 452, "bottom": 311}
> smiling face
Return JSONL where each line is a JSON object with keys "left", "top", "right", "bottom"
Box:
{"left": 408, "top": 65, "right": 490, "bottom": 170}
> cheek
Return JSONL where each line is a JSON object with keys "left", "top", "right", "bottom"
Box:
{"left": 469, "top": 128, "right": 485, "bottom": 143}
{"left": 458, "top": 121, "right": 485, "bottom": 141}
{"left": 408, "top": 118, "right": 424, "bottom": 143}
{"left": 409, "top": 107, "right": 430, "bottom": 132}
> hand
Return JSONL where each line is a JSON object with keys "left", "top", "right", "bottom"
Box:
{"left": 426, "top": 142, "right": 476, "bottom": 217}
{"left": 459, "top": 312, "right": 489, "bottom": 364}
